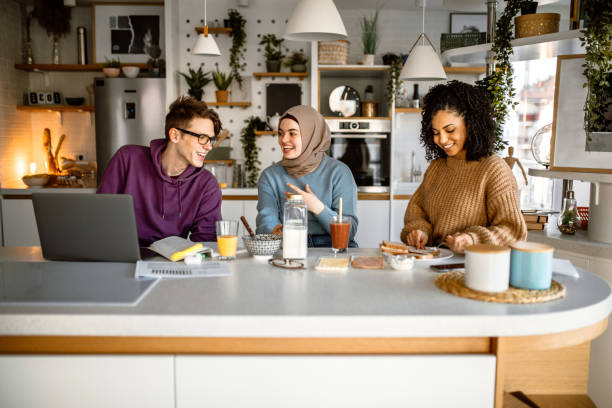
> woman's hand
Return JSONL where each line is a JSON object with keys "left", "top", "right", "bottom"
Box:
{"left": 271, "top": 224, "right": 282, "bottom": 236}
{"left": 407, "top": 229, "right": 428, "bottom": 249}
{"left": 286, "top": 183, "right": 324, "bottom": 215}
{"left": 445, "top": 233, "right": 474, "bottom": 254}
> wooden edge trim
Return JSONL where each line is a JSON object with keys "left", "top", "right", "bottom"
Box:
{"left": 0, "top": 336, "right": 491, "bottom": 355}
{"left": 504, "top": 319, "right": 608, "bottom": 352}
{"left": 392, "top": 195, "right": 412, "bottom": 200}
{"left": 357, "top": 193, "right": 390, "bottom": 200}
{"left": 492, "top": 337, "right": 506, "bottom": 408}
{"left": 2, "top": 195, "right": 32, "bottom": 200}
{"left": 222, "top": 195, "right": 258, "bottom": 200}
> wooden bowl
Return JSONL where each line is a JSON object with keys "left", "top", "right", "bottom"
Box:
{"left": 22, "top": 174, "right": 50, "bottom": 188}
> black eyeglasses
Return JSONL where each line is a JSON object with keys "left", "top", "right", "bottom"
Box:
{"left": 176, "top": 128, "right": 218, "bottom": 146}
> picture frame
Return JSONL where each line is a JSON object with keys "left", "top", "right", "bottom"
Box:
{"left": 550, "top": 54, "right": 612, "bottom": 173}
{"left": 449, "top": 13, "right": 487, "bottom": 34}
{"left": 92, "top": 3, "right": 164, "bottom": 64}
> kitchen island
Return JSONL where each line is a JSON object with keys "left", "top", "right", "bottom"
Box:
{"left": 1, "top": 247, "right": 610, "bottom": 408}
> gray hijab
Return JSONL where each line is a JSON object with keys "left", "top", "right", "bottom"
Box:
{"left": 279, "top": 105, "right": 331, "bottom": 178}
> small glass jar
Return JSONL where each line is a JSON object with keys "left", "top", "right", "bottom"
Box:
{"left": 282, "top": 194, "right": 308, "bottom": 259}
{"left": 558, "top": 190, "right": 579, "bottom": 235}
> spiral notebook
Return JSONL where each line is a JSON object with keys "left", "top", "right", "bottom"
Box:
{"left": 134, "top": 260, "right": 232, "bottom": 279}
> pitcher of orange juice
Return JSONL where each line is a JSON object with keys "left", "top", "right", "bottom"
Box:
{"left": 216, "top": 220, "right": 238, "bottom": 260}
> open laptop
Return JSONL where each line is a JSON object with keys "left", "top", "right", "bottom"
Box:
{"left": 32, "top": 193, "right": 143, "bottom": 262}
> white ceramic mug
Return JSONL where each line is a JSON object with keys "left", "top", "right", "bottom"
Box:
{"left": 465, "top": 244, "right": 511, "bottom": 293}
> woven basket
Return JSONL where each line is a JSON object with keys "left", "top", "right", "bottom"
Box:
{"left": 318, "top": 40, "right": 350, "bottom": 65}
{"left": 440, "top": 32, "right": 487, "bottom": 54}
{"left": 514, "top": 13, "right": 560, "bottom": 38}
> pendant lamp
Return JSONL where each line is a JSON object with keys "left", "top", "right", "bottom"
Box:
{"left": 400, "top": 0, "right": 447, "bottom": 80}
{"left": 193, "top": 0, "right": 221, "bottom": 56}
{"left": 284, "top": 0, "right": 347, "bottom": 41}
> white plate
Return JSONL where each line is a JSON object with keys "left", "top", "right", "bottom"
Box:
{"left": 413, "top": 247, "right": 454, "bottom": 262}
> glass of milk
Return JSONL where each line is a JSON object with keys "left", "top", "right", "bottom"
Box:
{"left": 283, "top": 194, "right": 307, "bottom": 259}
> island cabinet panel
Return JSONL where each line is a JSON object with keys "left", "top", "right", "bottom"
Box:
{"left": 0, "top": 355, "right": 174, "bottom": 408}
{"left": 1, "top": 198, "right": 39, "bottom": 246}
{"left": 391, "top": 199, "right": 409, "bottom": 242}
{"left": 175, "top": 355, "right": 496, "bottom": 407}
{"left": 355, "top": 201, "right": 390, "bottom": 248}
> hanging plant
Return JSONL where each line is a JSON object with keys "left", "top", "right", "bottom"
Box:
{"left": 32, "top": 0, "right": 71, "bottom": 38}
{"left": 385, "top": 55, "right": 404, "bottom": 107}
{"left": 581, "top": 0, "right": 612, "bottom": 140}
{"left": 240, "top": 116, "right": 264, "bottom": 187}
{"left": 475, "top": 0, "right": 523, "bottom": 152}
{"left": 228, "top": 9, "right": 247, "bottom": 89}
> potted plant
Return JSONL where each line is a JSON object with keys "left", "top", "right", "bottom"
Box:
{"left": 31, "top": 0, "right": 71, "bottom": 64}
{"left": 581, "top": 0, "right": 612, "bottom": 148}
{"left": 520, "top": 1, "right": 538, "bottom": 15}
{"left": 101, "top": 57, "right": 121, "bottom": 78}
{"left": 284, "top": 51, "right": 308, "bottom": 73}
{"left": 240, "top": 116, "right": 264, "bottom": 187}
{"left": 146, "top": 44, "right": 165, "bottom": 77}
{"left": 178, "top": 66, "right": 211, "bottom": 101}
{"left": 211, "top": 67, "right": 233, "bottom": 103}
{"left": 360, "top": 8, "right": 379, "bottom": 65}
{"left": 385, "top": 55, "right": 404, "bottom": 107}
{"left": 228, "top": 9, "right": 247, "bottom": 88}
{"left": 259, "top": 34, "right": 286, "bottom": 72}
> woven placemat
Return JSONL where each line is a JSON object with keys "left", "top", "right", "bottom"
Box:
{"left": 435, "top": 270, "right": 565, "bottom": 304}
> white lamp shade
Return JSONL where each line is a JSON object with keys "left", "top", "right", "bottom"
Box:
{"left": 64, "top": 0, "right": 76, "bottom": 6}
{"left": 400, "top": 44, "right": 447, "bottom": 80}
{"left": 192, "top": 32, "right": 221, "bottom": 56}
{"left": 284, "top": 0, "right": 347, "bottom": 41}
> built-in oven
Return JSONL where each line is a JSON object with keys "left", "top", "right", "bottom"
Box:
{"left": 326, "top": 118, "right": 391, "bottom": 193}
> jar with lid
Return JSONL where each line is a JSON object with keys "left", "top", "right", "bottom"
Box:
{"left": 558, "top": 189, "right": 579, "bottom": 235}
{"left": 283, "top": 194, "right": 308, "bottom": 259}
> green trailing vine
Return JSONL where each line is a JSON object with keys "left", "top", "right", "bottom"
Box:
{"left": 581, "top": 0, "right": 612, "bottom": 140}
{"left": 228, "top": 9, "right": 246, "bottom": 89}
{"left": 476, "top": 0, "right": 523, "bottom": 152}
{"left": 385, "top": 56, "right": 403, "bottom": 107}
{"left": 240, "top": 116, "right": 264, "bottom": 187}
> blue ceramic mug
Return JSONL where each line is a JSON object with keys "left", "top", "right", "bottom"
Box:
{"left": 510, "top": 241, "right": 554, "bottom": 290}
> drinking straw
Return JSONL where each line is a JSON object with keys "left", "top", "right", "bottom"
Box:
{"left": 339, "top": 197, "right": 343, "bottom": 222}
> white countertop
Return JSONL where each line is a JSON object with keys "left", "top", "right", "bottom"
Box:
{"left": 1, "top": 247, "right": 610, "bottom": 338}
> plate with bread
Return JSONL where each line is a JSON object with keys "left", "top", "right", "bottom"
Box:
{"left": 379, "top": 240, "right": 453, "bottom": 261}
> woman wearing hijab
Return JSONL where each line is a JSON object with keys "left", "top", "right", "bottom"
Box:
{"left": 256, "top": 105, "right": 359, "bottom": 247}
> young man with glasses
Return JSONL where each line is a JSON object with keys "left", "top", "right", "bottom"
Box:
{"left": 97, "top": 96, "right": 223, "bottom": 246}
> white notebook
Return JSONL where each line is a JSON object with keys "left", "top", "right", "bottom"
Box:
{"left": 135, "top": 261, "right": 232, "bottom": 279}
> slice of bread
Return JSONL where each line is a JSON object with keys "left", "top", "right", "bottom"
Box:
{"left": 380, "top": 240, "right": 410, "bottom": 255}
{"left": 315, "top": 257, "right": 349, "bottom": 272}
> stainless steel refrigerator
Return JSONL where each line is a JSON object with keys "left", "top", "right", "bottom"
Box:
{"left": 94, "top": 77, "right": 166, "bottom": 183}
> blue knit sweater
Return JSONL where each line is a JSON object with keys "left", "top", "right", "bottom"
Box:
{"left": 256, "top": 155, "right": 358, "bottom": 240}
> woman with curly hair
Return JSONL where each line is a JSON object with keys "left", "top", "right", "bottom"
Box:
{"left": 400, "top": 80, "right": 526, "bottom": 253}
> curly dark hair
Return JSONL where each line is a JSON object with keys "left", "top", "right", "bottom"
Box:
{"left": 165, "top": 96, "right": 222, "bottom": 141}
{"left": 420, "top": 80, "right": 495, "bottom": 161}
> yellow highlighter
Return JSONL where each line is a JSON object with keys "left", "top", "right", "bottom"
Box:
{"left": 170, "top": 243, "right": 204, "bottom": 262}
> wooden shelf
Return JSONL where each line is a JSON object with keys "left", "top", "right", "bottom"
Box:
{"left": 17, "top": 105, "right": 94, "bottom": 112}
{"left": 206, "top": 101, "right": 251, "bottom": 109}
{"left": 204, "top": 159, "right": 234, "bottom": 165}
{"left": 443, "top": 66, "right": 486, "bottom": 74}
{"left": 323, "top": 116, "right": 390, "bottom": 120}
{"left": 395, "top": 107, "right": 422, "bottom": 113}
{"left": 254, "top": 130, "right": 276, "bottom": 136}
{"left": 253, "top": 72, "right": 308, "bottom": 80}
{"left": 14, "top": 63, "right": 149, "bottom": 72}
{"left": 194, "top": 27, "right": 232, "bottom": 35}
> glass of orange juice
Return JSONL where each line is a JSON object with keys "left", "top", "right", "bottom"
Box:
{"left": 216, "top": 220, "right": 239, "bottom": 260}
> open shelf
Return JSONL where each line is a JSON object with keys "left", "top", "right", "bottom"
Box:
{"left": 194, "top": 27, "right": 232, "bottom": 35}
{"left": 17, "top": 105, "right": 94, "bottom": 112}
{"left": 442, "top": 30, "right": 584, "bottom": 64}
{"left": 528, "top": 168, "right": 612, "bottom": 183}
{"left": 204, "top": 159, "right": 234, "bottom": 165}
{"left": 395, "top": 107, "right": 422, "bottom": 113}
{"left": 253, "top": 72, "right": 308, "bottom": 80}
{"left": 254, "top": 130, "right": 276, "bottom": 136}
{"left": 323, "top": 116, "right": 390, "bottom": 120}
{"left": 319, "top": 65, "right": 389, "bottom": 79}
{"left": 206, "top": 101, "right": 251, "bottom": 109}
{"left": 15, "top": 63, "right": 149, "bottom": 72}
{"left": 443, "top": 66, "right": 486, "bottom": 74}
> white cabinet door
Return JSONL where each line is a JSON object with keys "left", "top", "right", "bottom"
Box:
{"left": 0, "top": 355, "right": 174, "bottom": 408}
{"left": 355, "top": 201, "right": 390, "bottom": 248}
{"left": 176, "top": 355, "right": 495, "bottom": 408}
{"left": 391, "top": 199, "right": 409, "bottom": 242}
{"left": 221, "top": 200, "right": 245, "bottom": 237}
{"left": 243, "top": 200, "right": 258, "bottom": 234}
{"left": 1, "top": 198, "right": 40, "bottom": 246}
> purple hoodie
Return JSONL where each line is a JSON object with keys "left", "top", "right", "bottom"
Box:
{"left": 97, "top": 139, "right": 222, "bottom": 246}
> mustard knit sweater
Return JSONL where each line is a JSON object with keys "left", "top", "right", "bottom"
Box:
{"left": 400, "top": 154, "right": 527, "bottom": 247}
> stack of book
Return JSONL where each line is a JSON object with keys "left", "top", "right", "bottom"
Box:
{"left": 521, "top": 210, "right": 549, "bottom": 231}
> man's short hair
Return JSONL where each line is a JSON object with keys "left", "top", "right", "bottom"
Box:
{"left": 164, "top": 96, "right": 222, "bottom": 140}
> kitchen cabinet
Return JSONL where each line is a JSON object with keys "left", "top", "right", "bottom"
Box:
{"left": 355, "top": 200, "right": 390, "bottom": 248}
{"left": 1, "top": 198, "right": 39, "bottom": 246}
{"left": 175, "top": 355, "right": 495, "bottom": 407}
{"left": 390, "top": 199, "right": 409, "bottom": 242}
{"left": 221, "top": 198, "right": 258, "bottom": 237}
{"left": 0, "top": 355, "right": 174, "bottom": 408}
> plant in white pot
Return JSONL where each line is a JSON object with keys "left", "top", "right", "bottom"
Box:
{"left": 284, "top": 51, "right": 308, "bottom": 73}
{"left": 101, "top": 57, "right": 121, "bottom": 78}
{"left": 211, "top": 67, "right": 233, "bottom": 103}
{"left": 360, "top": 8, "right": 379, "bottom": 65}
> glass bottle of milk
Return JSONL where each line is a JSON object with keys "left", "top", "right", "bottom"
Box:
{"left": 283, "top": 194, "right": 308, "bottom": 259}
